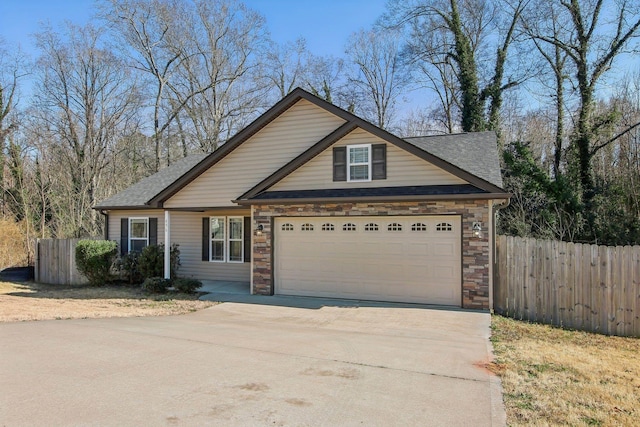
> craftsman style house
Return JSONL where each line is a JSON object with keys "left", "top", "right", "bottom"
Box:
{"left": 95, "top": 88, "right": 509, "bottom": 310}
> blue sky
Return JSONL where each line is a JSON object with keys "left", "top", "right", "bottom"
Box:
{"left": 1, "top": 0, "right": 388, "bottom": 57}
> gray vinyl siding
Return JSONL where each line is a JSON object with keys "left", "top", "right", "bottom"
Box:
{"left": 108, "top": 210, "right": 165, "bottom": 248}
{"left": 107, "top": 209, "right": 250, "bottom": 281}
{"left": 169, "top": 211, "right": 250, "bottom": 281}
{"left": 164, "top": 99, "right": 346, "bottom": 208}
{"left": 271, "top": 128, "right": 467, "bottom": 191}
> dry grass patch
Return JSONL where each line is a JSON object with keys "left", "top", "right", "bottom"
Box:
{"left": 0, "top": 281, "right": 215, "bottom": 322}
{"left": 490, "top": 315, "right": 640, "bottom": 426}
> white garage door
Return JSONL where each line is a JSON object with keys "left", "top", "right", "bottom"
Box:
{"left": 274, "top": 216, "right": 461, "bottom": 306}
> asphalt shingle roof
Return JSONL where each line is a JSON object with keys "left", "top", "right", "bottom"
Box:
{"left": 252, "top": 184, "right": 487, "bottom": 200}
{"left": 403, "top": 131, "right": 503, "bottom": 188}
{"left": 94, "top": 153, "right": 208, "bottom": 208}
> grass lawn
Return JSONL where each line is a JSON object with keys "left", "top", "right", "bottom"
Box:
{"left": 0, "top": 281, "right": 215, "bottom": 322}
{"left": 490, "top": 315, "right": 640, "bottom": 426}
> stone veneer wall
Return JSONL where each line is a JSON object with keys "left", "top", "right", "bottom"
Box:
{"left": 252, "top": 200, "right": 491, "bottom": 310}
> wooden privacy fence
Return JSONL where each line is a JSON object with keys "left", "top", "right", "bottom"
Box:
{"left": 35, "top": 238, "right": 92, "bottom": 285}
{"left": 495, "top": 235, "right": 640, "bottom": 337}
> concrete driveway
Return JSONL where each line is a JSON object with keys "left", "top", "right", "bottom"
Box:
{"left": 0, "top": 298, "right": 505, "bottom": 426}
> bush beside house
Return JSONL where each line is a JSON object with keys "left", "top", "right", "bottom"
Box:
{"left": 75, "top": 240, "right": 201, "bottom": 293}
{"left": 75, "top": 240, "right": 118, "bottom": 286}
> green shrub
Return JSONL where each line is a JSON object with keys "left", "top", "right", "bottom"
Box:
{"left": 141, "top": 277, "right": 171, "bottom": 293}
{"left": 116, "top": 251, "right": 142, "bottom": 284}
{"left": 173, "top": 278, "right": 202, "bottom": 294}
{"left": 75, "top": 240, "right": 118, "bottom": 286}
{"left": 138, "top": 244, "right": 180, "bottom": 279}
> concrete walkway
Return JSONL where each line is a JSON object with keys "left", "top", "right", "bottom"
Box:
{"left": 0, "top": 298, "right": 506, "bottom": 426}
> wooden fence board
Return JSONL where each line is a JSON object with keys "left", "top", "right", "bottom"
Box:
{"left": 495, "top": 235, "right": 640, "bottom": 338}
{"left": 35, "top": 238, "right": 93, "bottom": 285}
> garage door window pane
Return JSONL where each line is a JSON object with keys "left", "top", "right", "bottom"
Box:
{"left": 343, "top": 223, "right": 356, "bottom": 231}
{"left": 388, "top": 223, "right": 402, "bottom": 231}
{"left": 322, "top": 223, "right": 334, "bottom": 231}
{"left": 436, "top": 223, "right": 453, "bottom": 231}
{"left": 364, "top": 223, "right": 379, "bottom": 231}
{"left": 281, "top": 223, "right": 294, "bottom": 231}
{"left": 301, "top": 223, "right": 314, "bottom": 231}
{"left": 411, "top": 223, "right": 427, "bottom": 231}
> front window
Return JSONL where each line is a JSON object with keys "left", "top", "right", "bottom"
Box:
{"left": 129, "top": 218, "right": 148, "bottom": 252}
{"left": 210, "top": 217, "right": 225, "bottom": 261}
{"left": 347, "top": 144, "right": 371, "bottom": 182}
{"left": 228, "top": 218, "right": 243, "bottom": 262}
{"left": 210, "top": 216, "right": 244, "bottom": 263}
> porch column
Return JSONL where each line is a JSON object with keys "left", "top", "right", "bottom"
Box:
{"left": 164, "top": 210, "right": 171, "bottom": 279}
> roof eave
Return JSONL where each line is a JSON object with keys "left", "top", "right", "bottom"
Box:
{"left": 91, "top": 205, "right": 155, "bottom": 211}
{"left": 234, "top": 192, "right": 511, "bottom": 206}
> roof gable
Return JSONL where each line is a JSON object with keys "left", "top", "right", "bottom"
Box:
{"left": 237, "top": 106, "right": 506, "bottom": 201}
{"left": 265, "top": 127, "right": 467, "bottom": 193}
{"left": 96, "top": 88, "right": 507, "bottom": 209}
{"left": 148, "top": 88, "right": 352, "bottom": 207}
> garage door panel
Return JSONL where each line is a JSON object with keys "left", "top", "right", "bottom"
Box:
{"left": 431, "top": 242, "right": 457, "bottom": 257}
{"left": 275, "top": 216, "right": 461, "bottom": 306}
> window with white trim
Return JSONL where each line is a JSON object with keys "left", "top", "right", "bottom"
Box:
{"left": 129, "top": 218, "right": 149, "bottom": 252}
{"left": 210, "top": 216, "right": 244, "bottom": 263}
{"left": 347, "top": 144, "right": 371, "bottom": 182}
{"left": 228, "top": 218, "right": 243, "bottom": 262}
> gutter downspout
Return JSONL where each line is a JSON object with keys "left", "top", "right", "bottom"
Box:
{"left": 99, "top": 210, "right": 109, "bottom": 240}
{"left": 164, "top": 210, "right": 171, "bottom": 280}
{"left": 491, "top": 199, "right": 511, "bottom": 313}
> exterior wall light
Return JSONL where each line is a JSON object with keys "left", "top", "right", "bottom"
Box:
{"left": 472, "top": 222, "right": 482, "bottom": 238}
{"left": 255, "top": 224, "right": 264, "bottom": 236}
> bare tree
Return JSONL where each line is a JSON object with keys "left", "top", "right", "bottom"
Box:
{"left": 345, "top": 28, "right": 409, "bottom": 129}
{"left": 389, "top": 0, "right": 528, "bottom": 135}
{"left": 305, "top": 54, "right": 347, "bottom": 105}
{"left": 518, "top": 1, "right": 573, "bottom": 178}
{"left": 101, "top": 0, "right": 186, "bottom": 171}
{"left": 522, "top": 0, "right": 640, "bottom": 233}
{"left": 0, "top": 40, "right": 28, "bottom": 217}
{"left": 169, "top": 0, "right": 271, "bottom": 153}
{"left": 398, "top": 106, "right": 460, "bottom": 136}
{"left": 31, "top": 23, "right": 140, "bottom": 237}
{"left": 102, "top": 0, "right": 270, "bottom": 159}
{"left": 265, "top": 38, "right": 310, "bottom": 99}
